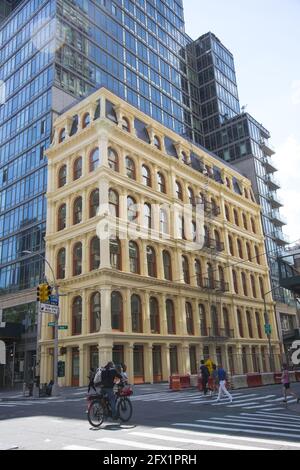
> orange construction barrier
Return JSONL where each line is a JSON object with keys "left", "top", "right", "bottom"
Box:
{"left": 246, "top": 373, "right": 263, "bottom": 388}
{"left": 274, "top": 373, "right": 282, "bottom": 384}
{"left": 180, "top": 375, "right": 191, "bottom": 389}
{"left": 197, "top": 375, "right": 203, "bottom": 392}
{"left": 170, "top": 375, "right": 181, "bottom": 391}
{"left": 295, "top": 371, "right": 300, "bottom": 382}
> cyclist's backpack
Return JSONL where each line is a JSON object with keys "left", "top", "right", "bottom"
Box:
{"left": 93, "top": 367, "right": 103, "bottom": 386}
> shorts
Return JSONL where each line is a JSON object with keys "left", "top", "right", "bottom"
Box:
{"left": 284, "top": 383, "right": 290, "bottom": 390}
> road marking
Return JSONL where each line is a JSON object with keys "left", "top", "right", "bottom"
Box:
{"left": 244, "top": 404, "right": 284, "bottom": 410}
{"left": 63, "top": 445, "right": 99, "bottom": 450}
{"left": 226, "top": 415, "right": 300, "bottom": 428}
{"left": 97, "top": 437, "right": 179, "bottom": 450}
{"left": 255, "top": 412, "right": 300, "bottom": 422}
{"left": 200, "top": 417, "right": 300, "bottom": 433}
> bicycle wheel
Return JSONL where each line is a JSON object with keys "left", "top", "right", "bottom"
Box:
{"left": 87, "top": 400, "right": 104, "bottom": 427}
{"left": 117, "top": 397, "right": 133, "bottom": 422}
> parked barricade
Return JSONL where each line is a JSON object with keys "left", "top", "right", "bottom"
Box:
{"left": 261, "top": 373, "right": 275, "bottom": 386}
{"left": 180, "top": 375, "right": 191, "bottom": 389}
{"left": 247, "top": 373, "right": 263, "bottom": 388}
{"left": 231, "top": 375, "right": 248, "bottom": 390}
{"left": 169, "top": 375, "right": 181, "bottom": 391}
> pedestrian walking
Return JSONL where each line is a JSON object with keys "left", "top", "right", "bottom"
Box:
{"left": 281, "top": 364, "right": 300, "bottom": 404}
{"left": 199, "top": 360, "right": 210, "bottom": 396}
{"left": 216, "top": 365, "right": 233, "bottom": 403}
{"left": 87, "top": 368, "right": 97, "bottom": 394}
{"left": 209, "top": 364, "right": 219, "bottom": 397}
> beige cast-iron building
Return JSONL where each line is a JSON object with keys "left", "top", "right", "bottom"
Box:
{"left": 40, "top": 88, "right": 281, "bottom": 386}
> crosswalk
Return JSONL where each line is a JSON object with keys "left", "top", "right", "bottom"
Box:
{"left": 130, "top": 390, "right": 297, "bottom": 412}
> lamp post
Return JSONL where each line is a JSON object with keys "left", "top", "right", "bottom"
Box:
{"left": 263, "top": 289, "right": 276, "bottom": 372}
{"left": 22, "top": 251, "right": 60, "bottom": 397}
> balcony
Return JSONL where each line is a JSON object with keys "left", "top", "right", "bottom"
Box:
{"left": 269, "top": 210, "right": 287, "bottom": 226}
{"left": 264, "top": 174, "right": 280, "bottom": 190}
{"left": 262, "top": 157, "right": 278, "bottom": 174}
{"left": 259, "top": 139, "right": 276, "bottom": 157}
{"left": 278, "top": 256, "right": 300, "bottom": 296}
{"left": 271, "top": 229, "right": 289, "bottom": 246}
{"left": 198, "top": 199, "right": 221, "bottom": 217}
{"left": 203, "top": 279, "right": 230, "bottom": 292}
{"left": 267, "top": 192, "right": 283, "bottom": 209}
{"left": 207, "top": 328, "right": 235, "bottom": 341}
{"left": 203, "top": 238, "right": 225, "bottom": 252}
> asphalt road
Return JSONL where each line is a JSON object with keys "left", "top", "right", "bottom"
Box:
{"left": 0, "top": 383, "right": 300, "bottom": 450}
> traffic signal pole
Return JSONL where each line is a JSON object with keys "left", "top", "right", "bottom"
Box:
{"left": 52, "top": 284, "right": 60, "bottom": 397}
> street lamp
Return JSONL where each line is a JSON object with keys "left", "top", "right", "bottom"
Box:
{"left": 263, "top": 284, "right": 285, "bottom": 372}
{"left": 22, "top": 251, "right": 60, "bottom": 397}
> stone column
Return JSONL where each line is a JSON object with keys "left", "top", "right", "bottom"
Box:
{"left": 143, "top": 292, "right": 151, "bottom": 335}
{"left": 98, "top": 342, "right": 113, "bottom": 368}
{"left": 235, "top": 345, "right": 244, "bottom": 375}
{"left": 124, "top": 344, "right": 134, "bottom": 385}
{"left": 82, "top": 290, "right": 88, "bottom": 336}
{"left": 65, "top": 347, "right": 73, "bottom": 387}
{"left": 100, "top": 286, "right": 112, "bottom": 334}
{"left": 79, "top": 345, "right": 88, "bottom": 387}
{"left": 162, "top": 344, "right": 171, "bottom": 381}
{"left": 124, "top": 288, "right": 132, "bottom": 334}
{"left": 144, "top": 344, "right": 154, "bottom": 384}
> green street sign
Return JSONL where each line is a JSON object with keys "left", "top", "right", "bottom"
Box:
{"left": 48, "top": 322, "right": 55, "bottom": 327}
{"left": 264, "top": 324, "right": 272, "bottom": 335}
{"left": 58, "top": 325, "right": 68, "bottom": 330}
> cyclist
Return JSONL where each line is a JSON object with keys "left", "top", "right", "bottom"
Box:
{"left": 100, "top": 361, "right": 122, "bottom": 420}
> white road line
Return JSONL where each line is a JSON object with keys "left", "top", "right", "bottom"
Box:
{"left": 266, "top": 397, "right": 296, "bottom": 403}
{"left": 173, "top": 393, "right": 244, "bottom": 403}
{"left": 63, "top": 445, "right": 99, "bottom": 450}
{"left": 262, "top": 408, "right": 287, "bottom": 412}
{"left": 175, "top": 422, "right": 300, "bottom": 440}
{"left": 166, "top": 426, "right": 300, "bottom": 448}
{"left": 225, "top": 415, "right": 300, "bottom": 428}
{"left": 255, "top": 412, "right": 300, "bottom": 422}
{"left": 200, "top": 418, "right": 300, "bottom": 432}
{"left": 129, "top": 431, "right": 268, "bottom": 451}
{"left": 96, "top": 437, "right": 179, "bottom": 450}
{"left": 244, "top": 404, "right": 284, "bottom": 410}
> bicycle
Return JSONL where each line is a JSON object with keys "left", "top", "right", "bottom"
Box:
{"left": 87, "top": 384, "right": 133, "bottom": 428}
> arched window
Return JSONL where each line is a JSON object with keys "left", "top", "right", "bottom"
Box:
{"left": 157, "top": 172, "right": 166, "bottom": 193}
{"left": 176, "top": 181, "right": 183, "bottom": 201}
{"left": 82, "top": 113, "right": 90, "bottom": 128}
{"left": 241, "top": 272, "right": 248, "bottom": 296}
{"left": 246, "top": 242, "right": 252, "bottom": 261}
{"left": 73, "top": 157, "right": 82, "bottom": 180}
{"left": 207, "top": 262, "right": 214, "bottom": 289}
{"left": 160, "top": 208, "right": 169, "bottom": 234}
{"left": 225, "top": 204, "right": 230, "bottom": 222}
{"left": 211, "top": 305, "right": 219, "bottom": 336}
{"left": 153, "top": 135, "right": 161, "bottom": 150}
{"left": 211, "top": 198, "right": 219, "bottom": 216}
{"left": 237, "top": 239, "right": 243, "bottom": 259}
{"left": 144, "top": 203, "right": 152, "bottom": 229}
{"left": 129, "top": 241, "right": 140, "bottom": 274}
{"left": 131, "top": 294, "right": 142, "bottom": 333}
{"left": 223, "top": 307, "right": 231, "bottom": 337}
{"left": 242, "top": 213, "right": 248, "bottom": 230}
{"left": 232, "top": 269, "right": 239, "bottom": 294}
{"left": 218, "top": 266, "right": 225, "bottom": 290}
{"left": 204, "top": 225, "right": 210, "bottom": 247}
{"left": 73, "top": 197, "right": 82, "bottom": 225}
{"left": 121, "top": 117, "right": 130, "bottom": 132}
{"left": 192, "top": 221, "right": 197, "bottom": 242}
{"left": 166, "top": 299, "right": 176, "bottom": 334}
{"left": 251, "top": 275, "right": 257, "bottom": 298}
{"left": 178, "top": 215, "right": 185, "bottom": 240}
{"left": 255, "top": 246, "right": 261, "bottom": 264}
{"left": 126, "top": 157, "right": 136, "bottom": 179}
{"left": 188, "top": 187, "right": 195, "bottom": 207}
{"left": 59, "top": 128, "right": 66, "bottom": 143}
{"left": 108, "top": 147, "right": 119, "bottom": 172}
{"left": 142, "top": 165, "right": 151, "bottom": 187}
{"left": 90, "top": 292, "right": 101, "bottom": 333}
{"left": 73, "top": 242, "right": 82, "bottom": 276}
{"left": 57, "top": 248, "right": 66, "bottom": 280}
{"left": 259, "top": 277, "right": 264, "bottom": 298}
{"left": 58, "top": 204, "right": 66, "bottom": 231}
{"left": 58, "top": 165, "right": 67, "bottom": 188}
{"left": 127, "top": 196, "right": 138, "bottom": 223}
{"left": 233, "top": 209, "right": 239, "bottom": 226}
{"left": 109, "top": 189, "right": 119, "bottom": 217}
{"left": 72, "top": 296, "right": 82, "bottom": 335}
{"left": 89, "top": 148, "right": 100, "bottom": 171}
{"left": 246, "top": 311, "right": 253, "bottom": 338}
{"left": 110, "top": 238, "right": 121, "bottom": 270}
{"left": 256, "top": 312, "right": 262, "bottom": 338}
{"left": 90, "top": 236, "right": 100, "bottom": 271}
{"left": 237, "top": 309, "right": 244, "bottom": 337}
{"left": 228, "top": 235, "right": 234, "bottom": 256}
{"left": 195, "top": 259, "right": 203, "bottom": 287}
{"left": 215, "top": 230, "right": 222, "bottom": 251}
{"left": 186, "top": 302, "right": 194, "bottom": 335}
{"left": 163, "top": 250, "right": 172, "bottom": 281}
{"left": 147, "top": 246, "right": 157, "bottom": 277}
{"left": 150, "top": 297, "right": 160, "bottom": 333}
{"left": 89, "top": 189, "right": 99, "bottom": 218}
{"left": 111, "top": 291, "right": 123, "bottom": 331}
{"left": 199, "top": 304, "right": 207, "bottom": 336}
{"left": 251, "top": 217, "right": 256, "bottom": 234}
{"left": 182, "top": 256, "right": 190, "bottom": 284}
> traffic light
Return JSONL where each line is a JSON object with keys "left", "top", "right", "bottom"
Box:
{"left": 47, "top": 284, "right": 52, "bottom": 300}
{"left": 37, "top": 283, "right": 51, "bottom": 302}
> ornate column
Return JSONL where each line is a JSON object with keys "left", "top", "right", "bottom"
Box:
{"left": 143, "top": 291, "right": 151, "bottom": 335}
{"left": 144, "top": 344, "right": 154, "bottom": 384}
{"left": 124, "top": 343, "right": 134, "bottom": 385}
{"left": 124, "top": 288, "right": 132, "bottom": 334}
{"left": 98, "top": 342, "right": 113, "bottom": 368}
{"left": 100, "top": 286, "right": 112, "bottom": 334}
{"left": 82, "top": 290, "right": 88, "bottom": 336}
{"left": 161, "top": 344, "right": 171, "bottom": 381}
{"left": 79, "top": 345, "right": 88, "bottom": 387}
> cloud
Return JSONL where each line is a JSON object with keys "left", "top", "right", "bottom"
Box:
{"left": 291, "top": 80, "right": 300, "bottom": 105}
{"left": 275, "top": 136, "right": 300, "bottom": 244}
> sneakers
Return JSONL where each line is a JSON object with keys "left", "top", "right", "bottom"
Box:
{"left": 297, "top": 398, "right": 300, "bottom": 404}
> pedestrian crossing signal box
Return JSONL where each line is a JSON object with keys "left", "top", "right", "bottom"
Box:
{"left": 264, "top": 324, "right": 272, "bottom": 335}
{"left": 58, "top": 361, "right": 65, "bottom": 378}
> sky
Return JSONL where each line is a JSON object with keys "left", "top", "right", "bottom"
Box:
{"left": 183, "top": 0, "right": 300, "bottom": 244}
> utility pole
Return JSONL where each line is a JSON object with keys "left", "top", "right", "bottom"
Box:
{"left": 52, "top": 284, "right": 60, "bottom": 397}
{"left": 263, "top": 290, "right": 276, "bottom": 372}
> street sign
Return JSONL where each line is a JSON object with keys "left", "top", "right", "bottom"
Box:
{"left": 58, "top": 325, "right": 68, "bottom": 330}
{"left": 49, "top": 295, "right": 59, "bottom": 306}
{"left": 264, "top": 324, "right": 272, "bottom": 335}
{"left": 40, "top": 304, "right": 59, "bottom": 315}
{"left": 48, "top": 322, "right": 56, "bottom": 327}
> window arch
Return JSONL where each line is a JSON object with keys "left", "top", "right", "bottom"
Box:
{"left": 256, "top": 312, "right": 263, "bottom": 338}
{"left": 215, "top": 230, "right": 222, "bottom": 251}
{"left": 255, "top": 245, "right": 261, "bottom": 264}
{"left": 228, "top": 235, "right": 234, "bottom": 256}
{"left": 163, "top": 250, "right": 172, "bottom": 281}
{"left": 73, "top": 157, "right": 82, "bottom": 180}
{"left": 73, "top": 242, "right": 82, "bottom": 276}
{"left": 232, "top": 269, "right": 239, "bottom": 294}
{"left": 242, "top": 213, "right": 248, "bottom": 230}
{"left": 251, "top": 217, "right": 256, "bottom": 233}
{"left": 89, "top": 148, "right": 100, "bottom": 171}
{"left": 246, "top": 242, "right": 252, "bottom": 261}
{"left": 237, "top": 309, "right": 244, "bottom": 337}
{"left": 166, "top": 299, "right": 176, "bottom": 334}
{"left": 207, "top": 262, "right": 214, "bottom": 289}
{"left": 90, "top": 236, "right": 100, "bottom": 271}
{"left": 82, "top": 113, "right": 90, "bottom": 128}
{"left": 111, "top": 291, "right": 123, "bottom": 331}
{"left": 178, "top": 215, "right": 185, "bottom": 240}
{"left": 251, "top": 275, "right": 257, "bottom": 298}
{"left": 218, "top": 265, "right": 225, "bottom": 290}
{"left": 58, "top": 165, "right": 67, "bottom": 188}
{"left": 73, "top": 197, "right": 82, "bottom": 225}
{"left": 147, "top": 246, "right": 157, "bottom": 278}
{"left": 129, "top": 241, "right": 140, "bottom": 274}
{"left": 195, "top": 259, "right": 203, "bottom": 287}
{"left": 182, "top": 256, "right": 190, "bottom": 284}
{"left": 211, "top": 305, "right": 219, "bottom": 336}
{"left": 160, "top": 208, "right": 169, "bottom": 234}
{"left": 241, "top": 272, "right": 248, "bottom": 296}
{"left": 153, "top": 135, "right": 161, "bottom": 150}
{"left": 150, "top": 297, "right": 160, "bottom": 333}
{"left": 186, "top": 302, "right": 194, "bottom": 335}
{"left": 233, "top": 209, "right": 239, "bottom": 226}
{"left": 121, "top": 117, "right": 130, "bottom": 132}
{"left": 90, "top": 292, "right": 101, "bottom": 333}
{"left": 225, "top": 204, "right": 230, "bottom": 222}
{"left": 57, "top": 248, "right": 66, "bottom": 280}
{"left": 110, "top": 238, "right": 121, "bottom": 270}
{"left": 199, "top": 304, "right": 207, "bottom": 336}
{"left": 108, "top": 147, "right": 119, "bottom": 172}
{"left": 131, "top": 294, "right": 142, "bottom": 333}
{"left": 89, "top": 189, "right": 99, "bottom": 218}
{"left": 176, "top": 181, "right": 183, "bottom": 201}
{"left": 58, "top": 204, "right": 66, "bottom": 231}
{"left": 144, "top": 203, "right": 152, "bottom": 229}
{"left": 109, "top": 189, "right": 119, "bottom": 217}
{"left": 72, "top": 296, "right": 82, "bottom": 335}
{"left": 223, "top": 307, "right": 231, "bottom": 337}
{"left": 59, "top": 128, "right": 66, "bottom": 143}
{"left": 142, "top": 165, "right": 151, "bottom": 187}
{"left": 237, "top": 239, "right": 243, "bottom": 259}
{"left": 157, "top": 172, "right": 166, "bottom": 193}
{"left": 127, "top": 196, "right": 138, "bottom": 223}
{"left": 246, "top": 311, "right": 253, "bottom": 338}
{"left": 126, "top": 156, "right": 136, "bottom": 179}
{"left": 188, "top": 187, "right": 195, "bottom": 207}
